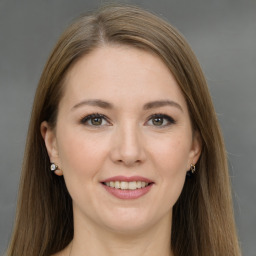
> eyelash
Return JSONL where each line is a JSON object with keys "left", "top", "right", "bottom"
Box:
{"left": 80, "top": 113, "right": 109, "bottom": 126}
{"left": 148, "top": 113, "right": 176, "bottom": 127}
{"left": 80, "top": 113, "right": 176, "bottom": 127}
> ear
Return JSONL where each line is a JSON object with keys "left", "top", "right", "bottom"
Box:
{"left": 188, "top": 130, "right": 202, "bottom": 168}
{"left": 40, "top": 121, "right": 63, "bottom": 176}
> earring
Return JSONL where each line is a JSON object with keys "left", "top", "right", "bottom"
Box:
{"left": 190, "top": 164, "right": 196, "bottom": 174}
{"left": 50, "top": 163, "right": 58, "bottom": 172}
{"left": 50, "top": 163, "right": 63, "bottom": 176}
{"left": 186, "top": 164, "right": 196, "bottom": 177}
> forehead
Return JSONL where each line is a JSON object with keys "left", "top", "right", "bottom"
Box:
{"left": 61, "top": 45, "right": 188, "bottom": 111}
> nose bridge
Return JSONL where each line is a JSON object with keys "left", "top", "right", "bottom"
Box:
{"left": 111, "top": 119, "right": 145, "bottom": 166}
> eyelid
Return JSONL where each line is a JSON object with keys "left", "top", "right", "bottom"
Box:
{"left": 79, "top": 112, "right": 176, "bottom": 127}
{"left": 146, "top": 113, "right": 176, "bottom": 127}
{"left": 80, "top": 113, "right": 111, "bottom": 126}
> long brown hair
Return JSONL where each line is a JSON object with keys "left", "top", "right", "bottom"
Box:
{"left": 7, "top": 4, "right": 241, "bottom": 256}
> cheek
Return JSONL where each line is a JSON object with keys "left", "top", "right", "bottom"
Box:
{"left": 56, "top": 128, "right": 106, "bottom": 179}
{"left": 148, "top": 133, "right": 191, "bottom": 205}
{"left": 150, "top": 133, "right": 191, "bottom": 173}
{"left": 55, "top": 129, "right": 110, "bottom": 209}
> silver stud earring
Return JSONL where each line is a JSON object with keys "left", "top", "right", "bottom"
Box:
{"left": 50, "top": 163, "right": 58, "bottom": 172}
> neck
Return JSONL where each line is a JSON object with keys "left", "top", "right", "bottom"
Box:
{"left": 70, "top": 211, "right": 173, "bottom": 256}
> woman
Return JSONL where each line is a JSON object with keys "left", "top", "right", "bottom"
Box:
{"left": 7, "top": 4, "right": 241, "bottom": 256}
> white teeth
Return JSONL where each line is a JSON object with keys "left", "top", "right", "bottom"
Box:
{"left": 104, "top": 181, "right": 150, "bottom": 189}
{"left": 128, "top": 181, "right": 137, "bottom": 190}
{"left": 114, "top": 181, "right": 120, "bottom": 189}
{"left": 120, "top": 181, "right": 129, "bottom": 190}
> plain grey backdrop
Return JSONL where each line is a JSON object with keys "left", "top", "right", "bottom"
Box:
{"left": 0, "top": 0, "right": 255, "bottom": 255}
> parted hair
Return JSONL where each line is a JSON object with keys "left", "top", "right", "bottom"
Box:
{"left": 7, "top": 4, "right": 241, "bottom": 256}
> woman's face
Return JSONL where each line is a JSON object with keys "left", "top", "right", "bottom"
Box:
{"left": 42, "top": 45, "right": 201, "bottom": 234}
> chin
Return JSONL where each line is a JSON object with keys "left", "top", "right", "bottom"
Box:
{"left": 104, "top": 221, "right": 154, "bottom": 236}
{"left": 99, "top": 208, "right": 168, "bottom": 235}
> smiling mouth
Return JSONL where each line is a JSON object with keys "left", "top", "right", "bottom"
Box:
{"left": 102, "top": 181, "right": 152, "bottom": 190}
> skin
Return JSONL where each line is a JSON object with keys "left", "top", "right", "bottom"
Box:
{"left": 41, "top": 45, "right": 201, "bottom": 256}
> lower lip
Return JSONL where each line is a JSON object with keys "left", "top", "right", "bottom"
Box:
{"left": 102, "top": 183, "right": 153, "bottom": 199}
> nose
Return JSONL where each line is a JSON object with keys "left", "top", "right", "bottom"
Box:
{"left": 110, "top": 123, "right": 146, "bottom": 167}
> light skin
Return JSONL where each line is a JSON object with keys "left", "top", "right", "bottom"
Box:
{"left": 41, "top": 45, "right": 201, "bottom": 256}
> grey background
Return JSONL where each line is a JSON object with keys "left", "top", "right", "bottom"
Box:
{"left": 0, "top": 0, "right": 255, "bottom": 255}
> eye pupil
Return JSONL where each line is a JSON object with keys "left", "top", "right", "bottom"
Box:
{"left": 91, "top": 117, "right": 102, "bottom": 125}
{"left": 153, "top": 117, "right": 163, "bottom": 126}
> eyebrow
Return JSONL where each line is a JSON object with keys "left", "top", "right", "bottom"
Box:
{"left": 72, "top": 99, "right": 113, "bottom": 110}
{"left": 72, "top": 99, "right": 183, "bottom": 112}
{"left": 143, "top": 100, "right": 183, "bottom": 112}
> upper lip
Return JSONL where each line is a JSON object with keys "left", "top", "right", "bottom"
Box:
{"left": 101, "top": 176, "right": 154, "bottom": 183}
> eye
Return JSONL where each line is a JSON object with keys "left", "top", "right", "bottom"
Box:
{"left": 80, "top": 113, "right": 110, "bottom": 127}
{"left": 147, "top": 114, "right": 176, "bottom": 127}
